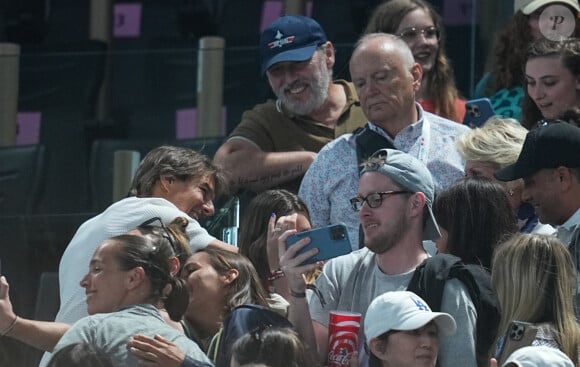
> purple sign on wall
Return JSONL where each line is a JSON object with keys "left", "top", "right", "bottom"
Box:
{"left": 260, "top": 0, "right": 314, "bottom": 32}
{"left": 114, "top": 3, "right": 142, "bottom": 38}
{"left": 443, "top": 0, "right": 478, "bottom": 26}
{"left": 17, "top": 112, "right": 42, "bottom": 145}
{"left": 175, "top": 107, "right": 227, "bottom": 139}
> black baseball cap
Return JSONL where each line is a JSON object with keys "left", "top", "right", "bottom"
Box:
{"left": 495, "top": 122, "right": 580, "bottom": 181}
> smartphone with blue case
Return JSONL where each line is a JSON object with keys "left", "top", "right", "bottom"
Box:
{"left": 286, "top": 224, "right": 352, "bottom": 264}
{"left": 463, "top": 98, "right": 496, "bottom": 128}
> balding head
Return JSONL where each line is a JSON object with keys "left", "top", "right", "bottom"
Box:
{"left": 349, "top": 33, "right": 422, "bottom": 134}
{"left": 352, "top": 33, "right": 416, "bottom": 70}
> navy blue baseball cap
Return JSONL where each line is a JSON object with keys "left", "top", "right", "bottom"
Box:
{"left": 259, "top": 15, "right": 327, "bottom": 74}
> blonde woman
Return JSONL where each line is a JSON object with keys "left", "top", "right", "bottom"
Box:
{"left": 456, "top": 117, "right": 554, "bottom": 234}
{"left": 491, "top": 233, "right": 580, "bottom": 366}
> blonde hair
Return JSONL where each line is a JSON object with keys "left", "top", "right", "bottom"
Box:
{"left": 492, "top": 234, "right": 580, "bottom": 363}
{"left": 456, "top": 117, "right": 527, "bottom": 168}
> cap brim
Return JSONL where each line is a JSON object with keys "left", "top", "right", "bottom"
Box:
{"left": 262, "top": 44, "right": 318, "bottom": 74}
{"left": 423, "top": 205, "right": 442, "bottom": 241}
{"left": 494, "top": 163, "right": 538, "bottom": 181}
{"left": 399, "top": 313, "right": 457, "bottom": 337}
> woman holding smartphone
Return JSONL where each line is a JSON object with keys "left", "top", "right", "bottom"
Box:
{"left": 491, "top": 233, "right": 580, "bottom": 365}
{"left": 521, "top": 38, "right": 580, "bottom": 129}
{"left": 364, "top": 0, "right": 466, "bottom": 122}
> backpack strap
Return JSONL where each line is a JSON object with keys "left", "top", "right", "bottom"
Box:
{"left": 407, "top": 254, "right": 461, "bottom": 312}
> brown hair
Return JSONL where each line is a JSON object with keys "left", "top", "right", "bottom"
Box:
{"left": 238, "top": 189, "right": 310, "bottom": 285}
{"left": 197, "top": 248, "right": 269, "bottom": 314}
{"left": 129, "top": 145, "right": 228, "bottom": 198}
{"left": 521, "top": 38, "right": 580, "bottom": 129}
{"left": 485, "top": 10, "right": 580, "bottom": 95}
{"left": 365, "top": 0, "right": 463, "bottom": 121}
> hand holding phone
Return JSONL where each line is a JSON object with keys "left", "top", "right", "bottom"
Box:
{"left": 463, "top": 98, "right": 496, "bottom": 128}
{"left": 496, "top": 320, "right": 541, "bottom": 365}
{"left": 286, "top": 224, "right": 352, "bottom": 264}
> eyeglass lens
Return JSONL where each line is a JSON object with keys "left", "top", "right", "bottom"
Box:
{"left": 399, "top": 26, "right": 439, "bottom": 40}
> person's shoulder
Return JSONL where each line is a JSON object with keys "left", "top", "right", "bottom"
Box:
{"left": 243, "top": 100, "right": 277, "bottom": 114}
{"left": 318, "top": 132, "right": 356, "bottom": 154}
{"left": 324, "top": 248, "right": 374, "bottom": 271}
{"left": 236, "top": 100, "right": 280, "bottom": 126}
{"left": 425, "top": 112, "right": 469, "bottom": 134}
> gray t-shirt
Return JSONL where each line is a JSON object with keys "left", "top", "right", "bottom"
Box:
{"left": 46, "top": 304, "right": 211, "bottom": 367}
{"left": 309, "top": 248, "right": 477, "bottom": 367}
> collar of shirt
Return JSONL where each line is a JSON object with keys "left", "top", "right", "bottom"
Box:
{"left": 557, "top": 208, "right": 580, "bottom": 245}
{"left": 367, "top": 103, "right": 425, "bottom": 141}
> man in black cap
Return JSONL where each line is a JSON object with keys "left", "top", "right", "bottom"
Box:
{"left": 495, "top": 122, "right": 580, "bottom": 312}
{"left": 214, "top": 15, "right": 366, "bottom": 194}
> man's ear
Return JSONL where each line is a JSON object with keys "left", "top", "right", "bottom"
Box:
{"left": 324, "top": 41, "right": 336, "bottom": 69}
{"left": 557, "top": 166, "right": 578, "bottom": 191}
{"left": 411, "top": 63, "right": 423, "bottom": 92}
{"left": 408, "top": 192, "right": 427, "bottom": 217}
{"left": 222, "top": 268, "right": 240, "bottom": 285}
{"left": 159, "top": 176, "right": 174, "bottom": 193}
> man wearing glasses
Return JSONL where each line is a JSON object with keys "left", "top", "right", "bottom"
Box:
{"left": 284, "top": 149, "right": 476, "bottom": 367}
{"left": 495, "top": 121, "right": 580, "bottom": 316}
{"left": 299, "top": 33, "right": 468, "bottom": 247}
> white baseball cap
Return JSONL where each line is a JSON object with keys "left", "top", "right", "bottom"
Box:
{"left": 364, "top": 291, "right": 456, "bottom": 342}
{"left": 502, "top": 346, "right": 574, "bottom": 367}
{"left": 514, "top": 0, "right": 580, "bottom": 14}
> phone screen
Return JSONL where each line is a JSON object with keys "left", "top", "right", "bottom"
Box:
{"left": 286, "top": 224, "right": 352, "bottom": 264}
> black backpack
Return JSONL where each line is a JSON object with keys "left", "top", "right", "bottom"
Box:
{"left": 208, "top": 304, "right": 293, "bottom": 367}
{"left": 407, "top": 253, "right": 501, "bottom": 367}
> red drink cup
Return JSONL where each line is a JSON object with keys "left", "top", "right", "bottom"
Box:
{"left": 327, "top": 311, "right": 362, "bottom": 367}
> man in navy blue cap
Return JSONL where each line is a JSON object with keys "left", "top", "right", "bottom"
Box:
{"left": 495, "top": 121, "right": 580, "bottom": 315}
{"left": 214, "top": 15, "right": 366, "bottom": 194}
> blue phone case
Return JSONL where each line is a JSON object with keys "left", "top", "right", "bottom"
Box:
{"left": 286, "top": 224, "right": 352, "bottom": 264}
{"left": 463, "top": 98, "right": 496, "bottom": 128}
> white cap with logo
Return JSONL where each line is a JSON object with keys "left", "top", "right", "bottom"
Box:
{"left": 364, "top": 291, "right": 456, "bottom": 342}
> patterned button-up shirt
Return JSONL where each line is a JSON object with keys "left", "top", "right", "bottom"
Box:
{"left": 298, "top": 104, "right": 469, "bottom": 247}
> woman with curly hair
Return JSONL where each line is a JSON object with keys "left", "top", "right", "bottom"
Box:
{"left": 365, "top": 0, "right": 466, "bottom": 122}
{"left": 522, "top": 38, "right": 580, "bottom": 129}
{"left": 474, "top": 0, "right": 580, "bottom": 121}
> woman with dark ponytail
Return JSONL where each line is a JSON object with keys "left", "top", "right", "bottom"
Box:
{"left": 0, "top": 218, "right": 211, "bottom": 367}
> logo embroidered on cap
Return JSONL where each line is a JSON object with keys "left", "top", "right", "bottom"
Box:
{"left": 268, "top": 30, "right": 296, "bottom": 49}
{"left": 413, "top": 297, "right": 431, "bottom": 311}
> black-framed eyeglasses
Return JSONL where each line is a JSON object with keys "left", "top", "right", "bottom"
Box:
{"left": 349, "top": 191, "right": 410, "bottom": 211}
{"left": 398, "top": 26, "right": 439, "bottom": 41}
